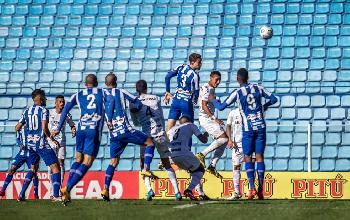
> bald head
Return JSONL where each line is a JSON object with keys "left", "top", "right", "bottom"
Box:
{"left": 105, "top": 73, "right": 117, "bottom": 88}
{"left": 85, "top": 74, "right": 98, "bottom": 88}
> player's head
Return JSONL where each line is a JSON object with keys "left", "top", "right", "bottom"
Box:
{"left": 189, "top": 53, "right": 202, "bottom": 70}
{"left": 136, "top": 80, "right": 147, "bottom": 95}
{"left": 55, "top": 95, "right": 65, "bottom": 111}
{"left": 237, "top": 68, "right": 249, "bottom": 85}
{"left": 85, "top": 74, "right": 98, "bottom": 88}
{"left": 32, "top": 89, "right": 46, "bottom": 106}
{"left": 209, "top": 71, "right": 221, "bottom": 88}
{"left": 179, "top": 115, "right": 190, "bottom": 124}
{"left": 105, "top": 72, "right": 117, "bottom": 88}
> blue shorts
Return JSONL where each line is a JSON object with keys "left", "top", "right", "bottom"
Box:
{"left": 30, "top": 148, "right": 57, "bottom": 166}
{"left": 168, "top": 97, "right": 194, "bottom": 122}
{"left": 12, "top": 151, "right": 31, "bottom": 169}
{"left": 242, "top": 129, "right": 266, "bottom": 156}
{"left": 110, "top": 130, "right": 149, "bottom": 158}
{"left": 76, "top": 129, "right": 101, "bottom": 157}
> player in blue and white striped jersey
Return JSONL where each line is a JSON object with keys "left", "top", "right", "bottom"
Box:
{"left": 164, "top": 53, "right": 202, "bottom": 130}
{"left": 101, "top": 73, "right": 157, "bottom": 202}
{"left": 209, "top": 68, "right": 278, "bottom": 200}
{"left": 53, "top": 74, "right": 110, "bottom": 204}
{"left": 15, "top": 89, "right": 62, "bottom": 201}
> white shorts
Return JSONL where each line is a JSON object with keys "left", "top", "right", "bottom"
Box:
{"left": 140, "top": 134, "right": 170, "bottom": 158}
{"left": 171, "top": 153, "right": 200, "bottom": 172}
{"left": 199, "top": 115, "right": 225, "bottom": 138}
{"left": 48, "top": 140, "right": 66, "bottom": 160}
{"left": 232, "top": 142, "right": 255, "bottom": 166}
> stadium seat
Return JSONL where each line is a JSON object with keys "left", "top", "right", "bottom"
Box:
{"left": 273, "top": 159, "right": 288, "bottom": 171}
{"left": 335, "top": 160, "right": 350, "bottom": 171}
{"left": 320, "top": 159, "right": 335, "bottom": 171}
{"left": 288, "top": 159, "right": 304, "bottom": 171}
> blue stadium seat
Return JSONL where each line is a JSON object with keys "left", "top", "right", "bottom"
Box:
{"left": 281, "top": 108, "right": 295, "bottom": 119}
{"left": 288, "top": 159, "right": 304, "bottom": 171}
{"left": 322, "top": 146, "right": 338, "bottom": 158}
{"left": 273, "top": 159, "right": 288, "bottom": 171}
{"left": 275, "top": 146, "right": 290, "bottom": 158}
{"left": 278, "top": 133, "right": 293, "bottom": 145}
{"left": 1, "top": 133, "right": 16, "bottom": 145}
{"left": 331, "top": 108, "right": 345, "bottom": 119}
{"left": 335, "top": 160, "right": 350, "bottom": 171}
{"left": 281, "top": 96, "right": 295, "bottom": 107}
{"left": 320, "top": 159, "right": 335, "bottom": 171}
{"left": 118, "top": 159, "right": 133, "bottom": 171}
{"left": 90, "top": 159, "right": 102, "bottom": 171}
{"left": 326, "top": 95, "right": 340, "bottom": 107}
{"left": 338, "top": 146, "right": 350, "bottom": 158}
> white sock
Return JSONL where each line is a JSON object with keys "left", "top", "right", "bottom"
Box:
{"left": 195, "top": 184, "right": 205, "bottom": 196}
{"left": 144, "top": 176, "right": 152, "bottom": 192}
{"left": 201, "top": 138, "right": 228, "bottom": 156}
{"left": 211, "top": 145, "right": 226, "bottom": 167}
{"left": 166, "top": 168, "right": 179, "bottom": 194}
{"left": 188, "top": 171, "right": 204, "bottom": 191}
{"left": 233, "top": 170, "right": 241, "bottom": 194}
{"left": 60, "top": 165, "right": 65, "bottom": 185}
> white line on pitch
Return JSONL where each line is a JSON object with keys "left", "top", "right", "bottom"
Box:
{"left": 174, "top": 201, "right": 219, "bottom": 209}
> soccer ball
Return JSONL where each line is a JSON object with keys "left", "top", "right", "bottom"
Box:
{"left": 260, "top": 25, "right": 273, "bottom": 39}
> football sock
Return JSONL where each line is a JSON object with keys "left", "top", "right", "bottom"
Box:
{"left": 104, "top": 165, "right": 116, "bottom": 189}
{"left": 67, "top": 162, "right": 81, "bottom": 187}
{"left": 52, "top": 172, "right": 61, "bottom": 198}
{"left": 233, "top": 169, "right": 241, "bottom": 194}
{"left": 210, "top": 145, "right": 226, "bottom": 167}
{"left": 195, "top": 184, "right": 205, "bottom": 196}
{"left": 188, "top": 171, "right": 203, "bottom": 191}
{"left": 257, "top": 162, "right": 265, "bottom": 192}
{"left": 166, "top": 168, "right": 179, "bottom": 194}
{"left": 67, "top": 164, "right": 89, "bottom": 192}
{"left": 1, "top": 174, "right": 13, "bottom": 193}
{"left": 33, "top": 173, "right": 39, "bottom": 196}
{"left": 19, "top": 171, "right": 34, "bottom": 198}
{"left": 144, "top": 146, "right": 155, "bottom": 171}
{"left": 202, "top": 138, "right": 228, "bottom": 157}
{"left": 144, "top": 176, "right": 152, "bottom": 192}
{"left": 48, "top": 167, "right": 52, "bottom": 196}
{"left": 245, "top": 162, "right": 255, "bottom": 190}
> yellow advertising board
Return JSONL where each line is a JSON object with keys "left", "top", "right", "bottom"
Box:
{"left": 139, "top": 171, "right": 348, "bottom": 199}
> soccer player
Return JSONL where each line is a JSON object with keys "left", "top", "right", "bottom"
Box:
{"left": 196, "top": 71, "right": 228, "bottom": 179}
{"left": 101, "top": 73, "right": 157, "bottom": 201}
{"left": 209, "top": 68, "right": 277, "bottom": 200}
{"left": 164, "top": 53, "right": 202, "bottom": 130}
{"left": 52, "top": 74, "right": 109, "bottom": 203}
{"left": 47, "top": 95, "right": 76, "bottom": 197}
{"left": 168, "top": 116, "right": 210, "bottom": 201}
{"left": 16, "top": 89, "right": 62, "bottom": 201}
{"left": 129, "top": 80, "right": 182, "bottom": 201}
{"left": 0, "top": 130, "right": 39, "bottom": 199}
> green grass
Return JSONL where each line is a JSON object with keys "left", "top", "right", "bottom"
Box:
{"left": 1, "top": 200, "right": 350, "bottom": 220}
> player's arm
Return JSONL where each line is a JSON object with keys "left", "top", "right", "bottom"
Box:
{"left": 164, "top": 65, "right": 181, "bottom": 104}
{"left": 225, "top": 112, "right": 236, "bottom": 149}
{"left": 15, "top": 109, "right": 26, "bottom": 150}
{"left": 54, "top": 94, "right": 77, "bottom": 136}
{"left": 129, "top": 101, "right": 141, "bottom": 127}
{"left": 66, "top": 113, "right": 76, "bottom": 138}
{"left": 42, "top": 109, "right": 60, "bottom": 147}
{"left": 192, "top": 74, "right": 200, "bottom": 105}
{"left": 157, "top": 97, "right": 166, "bottom": 128}
{"left": 260, "top": 86, "right": 278, "bottom": 111}
{"left": 201, "top": 87, "right": 224, "bottom": 125}
{"left": 191, "top": 124, "right": 209, "bottom": 144}
{"left": 105, "top": 94, "right": 115, "bottom": 130}
{"left": 210, "top": 89, "right": 238, "bottom": 111}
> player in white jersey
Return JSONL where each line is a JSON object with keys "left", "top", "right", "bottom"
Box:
{"left": 130, "top": 80, "right": 182, "bottom": 200}
{"left": 196, "top": 71, "right": 228, "bottom": 179}
{"left": 168, "top": 116, "right": 210, "bottom": 201}
{"left": 47, "top": 95, "right": 76, "bottom": 197}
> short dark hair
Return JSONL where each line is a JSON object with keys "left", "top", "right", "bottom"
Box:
{"left": 31, "top": 89, "right": 45, "bottom": 100}
{"left": 85, "top": 74, "right": 98, "bottom": 87}
{"left": 55, "top": 95, "right": 64, "bottom": 100}
{"left": 188, "top": 53, "right": 202, "bottom": 63}
{"left": 210, "top": 71, "right": 221, "bottom": 77}
{"left": 237, "top": 68, "right": 249, "bottom": 81}
{"left": 105, "top": 72, "right": 117, "bottom": 87}
{"left": 136, "top": 80, "right": 147, "bottom": 94}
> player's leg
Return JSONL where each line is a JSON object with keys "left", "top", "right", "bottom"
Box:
{"left": 48, "top": 147, "right": 58, "bottom": 198}
{"left": 242, "top": 131, "right": 257, "bottom": 199}
{"left": 167, "top": 100, "right": 181, "bottom": 132}
{"left": 255, "top": 129, "right": 267, "bottom": 200}
{"left": 67, "top": 130, "right": 84, "bottom": 186}
{"left": 18, "top": 151, "right": 40, "bottom": 201}
{"left": 58, "top": 146, "right": 66, "bottom": 185}
{"left": 0, "top": 153, "right": 25, "bottom": 196}
{"left": 139, "top": 147, "right": 155, "bottom": 201}
{"left": 31, "top": 163, "right": 39, "bottom": 199}
{"left": 227, "top": 144, "right": 243, "bottom": 200}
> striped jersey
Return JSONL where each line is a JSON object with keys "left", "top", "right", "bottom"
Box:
{"left": 165, "top": 64, "right": 200, "bottom": 103}
{"left": 18, "top": 105, "right": 50, "bottom": 149}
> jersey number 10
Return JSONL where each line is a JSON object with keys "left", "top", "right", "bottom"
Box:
{"left": 28, "top": 115, "right": 39, "bottom": 130}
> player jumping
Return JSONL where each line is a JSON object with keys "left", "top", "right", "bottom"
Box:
{"left": 196, "top": 71, "right": 228, "bottom": 179}
{"left": 164, "top": 53, "right": 202, "bottom": 130}
{"left": 209, "top": 68, "right": 277, "bottom": 200}
{"left": 130, "top": 80, "right": 182, "bottom": 201}
{"left": 53, "top": 74, "right": 109, "bottom": 204}
{"left": 168, "top": 116, "right": 210, "bottom": 201}
{"left": 101, "top": 73, "right": 157, "bottom": 201}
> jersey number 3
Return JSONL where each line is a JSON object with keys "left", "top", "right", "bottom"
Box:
{"left": 87, "top": 94, "right": 96, "bottom": 109}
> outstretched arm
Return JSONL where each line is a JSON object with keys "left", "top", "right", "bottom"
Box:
{"left": 56, "top": 94, "right": 77, "bottom": 133}
{"left": 211, "top": 90, "right": 238, "bottom": 111}
{"left": 259, "top": 86, "right": 278, "bottom": 111}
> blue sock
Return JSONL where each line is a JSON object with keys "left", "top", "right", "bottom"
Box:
{"left": 20, "top": 171, "right": 34, "bottom": 198}
{"left": 104, "top": 165, "right": 116, "bottom": 190}
{"left": 1, "top": 174, "right": 13, "bottom": 193}
{"left": 257, "top": 162, "right": 265, "bottom": 192}
{"left": 245, "top": 162, "right": 255, "bottom": 190}
{"left": 67, "top": 162, "right": 81, "bottom": 187}
{"left": 52, "top": 172, "right": 61, "bottom": 198}
{"left": 144, "top": 146, "right": 155, "bottom": 170}
{"left": 67, "top": 164, "right": 89, "bottom": 192}
{"left": 33, "top": 174, "right": 39, "bottom": 196}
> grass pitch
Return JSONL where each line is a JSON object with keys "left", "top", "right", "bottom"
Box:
{"left": 1, "top": 199, "right": 349, "bottom": 220}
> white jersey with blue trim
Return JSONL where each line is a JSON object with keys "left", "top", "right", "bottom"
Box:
{"left": 19, "top": 105, "right": 50, "bottom": 150}
{"left": 227, "top": 108, "right": 243, "bottom": 143}
{"left": 222, "top": 83, "right": 276, "bottom": 132}
{"left": 48, "top": 109, "right": 74, "bottom": 147}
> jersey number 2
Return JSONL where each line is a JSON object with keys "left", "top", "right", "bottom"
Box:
{"left": 87, "top": 94, "right": 96, "bottom": 109}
